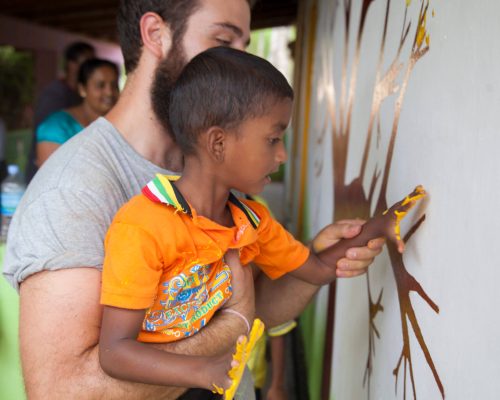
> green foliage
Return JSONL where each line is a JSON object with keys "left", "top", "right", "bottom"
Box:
{"left": 0, "top": 46, "right": 34, "bottom": 129}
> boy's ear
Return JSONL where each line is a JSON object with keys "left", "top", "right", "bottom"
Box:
{"left": 206, "top": 127, "right": 227, "bottom": 163}
{"left": 140, "top": 12, "right": 173, "bottom": 60}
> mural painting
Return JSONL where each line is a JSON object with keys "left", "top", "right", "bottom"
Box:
{"left": 291, "top": 0, "right": 445, "bottom": 398}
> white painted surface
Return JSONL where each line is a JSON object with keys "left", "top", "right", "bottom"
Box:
{"left": 296, "top": 0, "right": 500, "bottom": 398}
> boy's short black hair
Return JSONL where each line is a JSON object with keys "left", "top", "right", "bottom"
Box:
{"left": 155, "top": 46, "right": 294, "bottom": 155}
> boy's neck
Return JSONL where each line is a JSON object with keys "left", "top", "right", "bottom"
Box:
{"left": 174, "top": 162, "right": 232, "bottom": 227}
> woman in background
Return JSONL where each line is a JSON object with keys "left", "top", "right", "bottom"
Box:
{"left": 35, "top": 58, "right": 119, "bottom": 166}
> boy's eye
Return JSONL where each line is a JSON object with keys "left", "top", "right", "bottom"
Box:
{"left": 268, "top": 137, "right": 282, "bottom": 145}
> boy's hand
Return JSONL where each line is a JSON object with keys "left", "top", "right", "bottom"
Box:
{"left": 203, "top": 341, "right": 243, "bottom": 393}
{"left": 312, "top": 219, "right": 385, "bottom": 278}
{"left": 314, "top": 186, "right": 426, "bottom": 279}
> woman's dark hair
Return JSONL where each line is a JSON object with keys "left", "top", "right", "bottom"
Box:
{"left": 77, "top": 58, "right": 119, "bottom": 86}
{"left": 117, "top": 0, "right": 201, "bottom": 73}
{"left": 156, "top": 46, "right": 294, "bottom": 155}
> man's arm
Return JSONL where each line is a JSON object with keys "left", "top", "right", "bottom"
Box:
{"left": 19, "top": 267, "right": 250, "bottom": 400}
{"left": 36, "top": 142, "right": 61, "bottom": 167}
{"left": 254, "top": 220, "right": 384, "bottom": 327}
{"left": 99, "top": 306, "right": 234, "bottom": 391}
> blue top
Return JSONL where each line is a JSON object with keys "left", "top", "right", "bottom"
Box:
{"left": 36, "top": 110, "right": 83, "bottom": 144}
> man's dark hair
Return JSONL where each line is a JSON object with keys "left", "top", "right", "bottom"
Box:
{"left": 77, "top": 58, "right": 119, "bottom": 86}
{"left": 64, "top": 42, "right": 95, "bottom": 63}
{"left": 117, "top": 0, "right": 200, "bottom": 73}
{"left": 154, "top": 46, "right": 294, "bottom": 155}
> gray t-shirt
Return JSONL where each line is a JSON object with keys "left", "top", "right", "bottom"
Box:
{"left": 3, "top": 117, "right": 173, "bottom": 290}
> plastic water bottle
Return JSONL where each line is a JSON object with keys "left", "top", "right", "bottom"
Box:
{"left": 1, "top": 164, "right": 25, "bottom": 241}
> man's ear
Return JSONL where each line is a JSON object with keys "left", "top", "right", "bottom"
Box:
{"left": 206, "top": 127, "right": 227, "bottom": 163}
{"left": 139, "top": 12, "right": 172, "bottom": 60}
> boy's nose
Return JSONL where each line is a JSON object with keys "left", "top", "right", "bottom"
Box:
{"left": 276, "top": 143, "right": 288, "bottom": 164}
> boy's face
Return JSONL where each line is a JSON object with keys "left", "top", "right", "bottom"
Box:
{"left": 222, "top": 98, "right": 292, "bottom": 195}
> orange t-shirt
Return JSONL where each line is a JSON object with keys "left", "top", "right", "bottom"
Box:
{"left": 101, "top": 175, "right": 310, "bottom": 343}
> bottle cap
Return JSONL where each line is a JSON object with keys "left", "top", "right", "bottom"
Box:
{"left": 7, "top": 164, "right": 19, "bottom": 176}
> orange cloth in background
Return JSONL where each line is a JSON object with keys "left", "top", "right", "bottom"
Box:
{"left": 101, "top": 176, "right": 309, "bottom": 343}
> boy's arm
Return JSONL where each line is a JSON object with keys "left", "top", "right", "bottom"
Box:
{"left": 17, "top": 220, "right": 385, "bottom": 399}
{"left": 288, "top": 218, "right": 399, "bottom": 285}
{"left": 98, "top": 306, "right": 233, "bottom": 390}
{"left": 289, "top": 186, "right": 426, "bottom": 286}
{"left": 255, "top": 220, "right": 384, "bottom": 327}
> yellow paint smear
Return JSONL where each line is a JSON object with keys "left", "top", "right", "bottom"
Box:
{"left": 394, "top": 185, "right": 426, "bottom": 240}
{"left": 212, "top": 319, "right": 265, "bottom": 399}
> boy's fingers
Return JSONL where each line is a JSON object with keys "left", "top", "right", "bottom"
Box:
{"left": 368, "top": 238, "right": 386, "bottom": 250}
{"left": 335, "top": 218, "right": 366, "bottom": 226}
{"left": 336, "top": 266, "right": 368, "bottom": 278}
{"left": 345, "top": 241, "right": 384, "bottom": 260}
{"left": 312, "top": 219, "right": 365, "bottom": 252}
{"left": 341, "top": 223, "right": 363, "bottom": 239}
{"left": 237, "top": 335, "right": 246, "bottom": 343}
{"left": 337, "top": 258, "right": 373, "bottom": 272}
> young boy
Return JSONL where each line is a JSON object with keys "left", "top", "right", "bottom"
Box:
{"left": 99, "top": 47, "right": 422, "bottom": 394}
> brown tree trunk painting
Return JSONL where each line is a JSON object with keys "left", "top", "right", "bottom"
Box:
{"left": 311, "top": 1, "right": 444, "bottom": 398}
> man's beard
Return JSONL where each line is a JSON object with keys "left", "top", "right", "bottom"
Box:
{"left": 151, "top": 42, "right": 188, "bottom": 140}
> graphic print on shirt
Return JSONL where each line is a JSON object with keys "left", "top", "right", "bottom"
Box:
{"left": 143, "top": 261, "right": 232, "bottom": 339}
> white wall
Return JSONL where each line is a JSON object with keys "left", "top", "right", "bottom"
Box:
{"left": 294, "top": 0, "right": 500, "bottom": 398}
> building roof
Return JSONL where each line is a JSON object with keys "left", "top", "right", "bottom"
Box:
{"left": 1, "top": 0, "right": 298, "bottom": 42}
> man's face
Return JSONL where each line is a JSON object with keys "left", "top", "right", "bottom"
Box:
{"left": 152, "top": 0, "right": 251, "bottom": 130}
{"left": 157, "top": 0, "right": 251, "bottom": 79}
{"left": 180, "top": 0, "right": 251, "bottom": 61}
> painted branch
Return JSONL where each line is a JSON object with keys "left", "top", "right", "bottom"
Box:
{"left": 317, "top": 186, "right": 426, "bottom": 267}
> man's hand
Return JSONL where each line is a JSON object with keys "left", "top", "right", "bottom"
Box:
{"left": 312, "top": 219, "right": 385, "bottom": 278}
{"left": 224, "top": 249, "right": 255, "bottom": 324}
